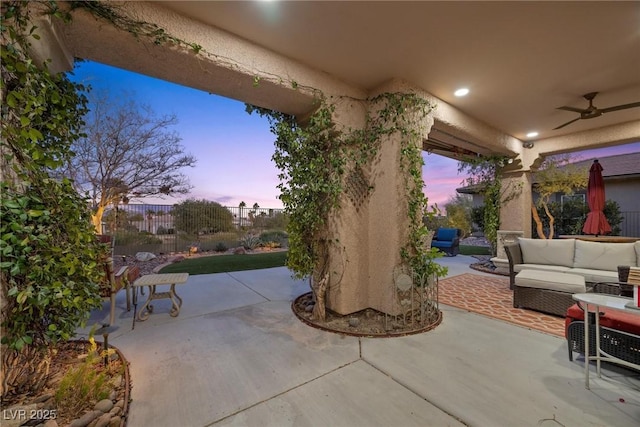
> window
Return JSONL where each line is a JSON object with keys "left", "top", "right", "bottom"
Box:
{"left": 561, "top": 194, "right": 585, "bottom": 207}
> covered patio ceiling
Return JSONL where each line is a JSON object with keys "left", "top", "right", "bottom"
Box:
{"left": 156, "top": 1, "right": 640, "bottom": 157}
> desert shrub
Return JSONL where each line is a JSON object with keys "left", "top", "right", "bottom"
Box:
{"left": 260, "top": 230, "right": 287, "bottom": 243}
{"left": 172, "top": 199, "right": 234, "bottom": 234}
{"left": 422, "top": 215, "right": 448, "bottom": 232}
{"left": 262, "top": 241, "right": 281, "bottom": 249}
{"left": 114, "top": 231, "right": 162, "bottom": 246}
{"left": 55, "top": 337, "right": 114, "bottom": 415}
{"left": 252, "top": 211, "right": 289, "bottom": 230}
{"left": 240, "top": 233, "right": 261, "bottom": 250}
{"left": 215, "top": 242, "right": 228, "bottom": 252}
{"left": 534, "top": 198, "right": 623, "bottom": 236}
{"left": 470, "top": 206, "right": 485, "bottom": 231}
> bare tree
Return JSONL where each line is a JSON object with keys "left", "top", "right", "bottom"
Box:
{"left": 61, "top": 92, "right": 197, "bottom": 230}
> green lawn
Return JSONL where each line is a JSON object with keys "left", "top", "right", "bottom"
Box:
{"left": 158, "top": 245, "right": 489, "bottom": 275}
{"left": 159, "top": 251, "right": 288, "bottom": 275}
{"left": 459, "top": 245, "right": 492, "bottom": 256}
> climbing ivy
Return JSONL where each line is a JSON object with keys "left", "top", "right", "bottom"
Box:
{"left": 246, "top": 101, "right": 344, "bottom": 280}
{"left": 368, "top": 93, "right": 447, "bottom": 279}
{"left": 458, "top": 155, "right": 514, "bottom": 255}
{"left": 1, "top": 1, "right": 106, "bottom": 355}
{"left": 68, "top": 1, "right": 203, "bottom": 53}
{"left": 248, "top": 92, "right": 447, "bottom": 285}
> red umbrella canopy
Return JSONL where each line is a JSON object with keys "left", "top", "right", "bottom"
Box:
{"left": 582, "top": 159, "right": 611, "bottom": 235}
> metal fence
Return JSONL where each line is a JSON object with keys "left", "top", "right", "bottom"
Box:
{"left": 101, "top": 203, "right": 288, "bottom": 256}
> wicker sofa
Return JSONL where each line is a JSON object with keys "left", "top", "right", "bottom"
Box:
{"left": 505, "top": 238, "right": 640, "bottom": 288}
{"left": 504, "top": 238, "right": 640, "bottom": 316}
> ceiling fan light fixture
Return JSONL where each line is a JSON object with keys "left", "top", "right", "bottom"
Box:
{"left": 553, "top": 92, "right": 640, "bottom": 130}
{"left": 454, "top": 88, "right": 469, "bottom": 97}
{"left": 526, "top": 132, "right": 538, "bottom": 138}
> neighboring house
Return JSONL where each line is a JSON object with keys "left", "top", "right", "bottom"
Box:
{"left": 457, "top": 152, "right": 640, "bottom": 236}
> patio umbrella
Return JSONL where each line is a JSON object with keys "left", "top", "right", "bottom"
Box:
{"left": 582, "top": 159, "right": 611, "bottom": 235}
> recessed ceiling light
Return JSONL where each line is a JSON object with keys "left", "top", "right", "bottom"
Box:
{"left": 454, "top": 88, "right": 469, "bottom": 97}
{"left": 526, "top": 132, "right": 539, "bottom": 138}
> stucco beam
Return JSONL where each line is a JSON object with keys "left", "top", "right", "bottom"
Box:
{"left": 24, "top": 3, "right": 74, "bottom": 74}
{"left": 58, "top": 1, "right": 365, "bottom": 116}
{"left": 370, "top": 79, "right": 522, "bottom": 159}
{"left": 526, "top": 120, "right": 640, "bottom": 159}
{"left": 428, "top": 96, "right": 522, "bottom": 158}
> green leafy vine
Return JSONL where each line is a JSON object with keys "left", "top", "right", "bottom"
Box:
{"left": 248, "top": 92, "right": 448, "bottom": 288}
{"left": 1, "top": 1, "right": 106, "bottom": 354}
{"left": 458, "top": 155, "right": 516, "bottom": 254}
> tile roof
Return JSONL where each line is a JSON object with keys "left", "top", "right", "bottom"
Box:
{"left": 571, "top": 152, "right": 640, "bottom": 177}
{"left": 456, "top": 151, "right": 640, "bottom": 193}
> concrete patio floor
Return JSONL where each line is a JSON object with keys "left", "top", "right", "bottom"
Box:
{"left": 79, "top": 255, "right": 640, "bottom": 426}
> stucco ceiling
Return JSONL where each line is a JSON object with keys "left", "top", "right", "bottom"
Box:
{"left": 157, "top": 1, "right": 640, "bottom": 144}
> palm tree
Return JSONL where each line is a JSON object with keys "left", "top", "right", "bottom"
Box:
{"left": 239, "top": 201, "right": 246, "bottom": 228}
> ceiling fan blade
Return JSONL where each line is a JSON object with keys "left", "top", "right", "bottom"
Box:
{"left": 557, "top": 106, "right": 588, "bottom": 113}
{"left": 553, "top": 117, "right": 581, "bottom": 130}
{"left": 599, "top": 101, "right": 640, "bottom": 114}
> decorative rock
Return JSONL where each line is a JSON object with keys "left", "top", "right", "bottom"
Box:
{"left": 94, "top": 412, "right": 112, "bottom": 427}
{"left": 94, "top": 399, "right": 114, "bottom": 413}
{"left": 304, "top": 304, "right": 314, "bottom": 313}
{"left": 69, "top": 410, "right": 102, "bottom": 427}
{"left": 43, "top": 420, "right": 59, "bottom": 427}
{"left": 348, "top": 317, "right": 360, "bottom": 327}
{"left": 135, "top": 252, "right": 156, "bottom": 262}
{"left": 110, "top": 374, "right": 123, "bottom": 387}
{"left": 233, "top": 247, "right": 247, "bottom": 255}
{"left": 114, "top": 399, "right": 125, "bottom": 409}
{"left": 2, "top": 404, "right": 39, "bottom": 427}
{"left": 109, "top": 406, "right": 122, "bottom": 417}
{"left": 34, "top": 393, "right": 54, "bottom": 403}
{"left": 108, "top": 417, "right": 121, "bottom": 427}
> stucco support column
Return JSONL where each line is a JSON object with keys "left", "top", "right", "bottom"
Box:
{"left": 499, "top": 171, "right": 532, "bottom": 237}
{"left": 324, "top": 99, "right": 370, "bottom": 315}
{"left": 325, "top": 83, "right": 435, "bottom": 316}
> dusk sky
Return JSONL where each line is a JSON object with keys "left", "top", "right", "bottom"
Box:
{"left": 69, "top": 61, "right": 639, "bottom": 211}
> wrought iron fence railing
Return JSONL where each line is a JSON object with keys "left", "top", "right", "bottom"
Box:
{"left": 100, "top": 204, "right": 288, "bottom": 256}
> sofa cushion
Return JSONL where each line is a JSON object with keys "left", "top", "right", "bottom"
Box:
{"left": 514, "top": 264, "right": 572, "bottom": 274}
{"left": 573, "top": 240, "right": 637, "bottom": 271}
{"left": 567, "top": 268, "right": 618, "bottom": 284}
{"left": 515, "top": 270, "right": 585, "bottom": 293}
{"left": 565, "top": 303, "right": 640, "bottom": 336}
{"left": 518, "top": 238, "right": 575, "bottom": 268}
{"left": 435, "top": 228, "right": 458, "bottom": 241}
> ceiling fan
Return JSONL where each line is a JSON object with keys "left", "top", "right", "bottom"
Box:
{"left": 553, "top": 92, "right": 640, "bottom": 130}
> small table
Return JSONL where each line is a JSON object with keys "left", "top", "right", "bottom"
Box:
{"left": 132, "top": 273, "right": 189, "bottom": 321}
{"left": 572, "top": 293, "right": 640, "bottom": 389}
